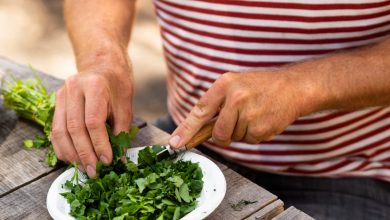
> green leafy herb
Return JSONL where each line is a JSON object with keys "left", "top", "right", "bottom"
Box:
{"left": 62, "top": 144, "right": 203, "bottom": 219}
{"left": 1, "top": 71, "right": 56, "bottom": 166}
{"left": 230, "top": 199, "right": 257, "bottom": 211}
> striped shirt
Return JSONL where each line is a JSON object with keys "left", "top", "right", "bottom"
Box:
{"left": 153, "top": 0, "right": 390, "bottom": 181}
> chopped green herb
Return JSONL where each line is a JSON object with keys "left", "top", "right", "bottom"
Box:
{"left": 230, "top": 199, "right": 257, "bottom": 211}
{"left": 62, "top": 143, "right": 203, "bottom": 219}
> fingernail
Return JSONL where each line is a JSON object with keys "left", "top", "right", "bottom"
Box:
{"left": 100, "top": 155, "right": 109, "bottom": 165}
{"left": 169, "top": 135, "right": 181, "bottom": 148}
{"left": 86, "top": 165, "right": 96, "bottom": 178}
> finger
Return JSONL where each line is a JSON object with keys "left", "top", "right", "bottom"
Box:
{"left": 169, "top": 83, "right": 225, "bottom": 148}
{"left": 212, "top": 102, "right": 238, "bottom": 147}
{"left": 111, "top": 98, "right": 132, "bottom": 162}
{"left": 232, "top": 113, "right": 248, "bottom": 142}
{"left": 51, "top": 87, "right": 83, "bottom": 169}
{"left": 84, "top": 86, "right": 112, "bottom": 165}
{"left": 65, "top": 77, "right": 98, "bottom": 178}
{"left": 244, "top": 123, "right": 266, "bottom": 144}
{"left": 111, "top": 102, "right": 132, "bottom": 135}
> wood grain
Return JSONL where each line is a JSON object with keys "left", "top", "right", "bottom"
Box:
{"left": 0, "top": 121, "right": 52, "bottom": 196}
{"left": 205, "top": 168, "right": 278, "bottom": 220}
{"left": 0, "top": 168, "right": 64, "bottom": 220}
{"left": 245, "top": 199, "right": 284, "bottom": 220}
{"left": 273, "top": 206, "right": 314, "bottom": 220}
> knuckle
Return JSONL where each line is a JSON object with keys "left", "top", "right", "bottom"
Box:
{"left": 191, "top": 104, "right": 208, "bottom": 120}
{"left": 179, "top": 120, "right": 193, "bottom": 132}
{"left": 67, "top": 118, "right": 83, "bottom": 134}
{"left": 213, "top": 128, "right": 230, "bottom": 142}
{"left": 87, "top": 75, "right": 108, "bottom": 91}
{"left": 65, "top": 75, "right": 78, "bottom": 89}
{"left": 67, "top": 154, "right": 79, "bottom": 164}
{"left": 230, "top": 90, "right": 250, "bottom": 106}
{"left": 77, "top": 150, "right": 92, "bottom": 164}
{"left": 249, "top": 126, "right": 266, "bottom": 138}
{"left": 217, "top": 73, "right": 234, "bottom": 87}
{"left": 51, "top": 127, "right": 64, "bottom": 139}
{"left": 85, "top": 116, "right": 102, "bottom": 131}
{"left": 243, "top": 111, "right": 258, "bottom": 122}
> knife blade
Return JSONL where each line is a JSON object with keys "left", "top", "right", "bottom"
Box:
{"left": 127, "top": 119, "right": 216, "bottom": 164}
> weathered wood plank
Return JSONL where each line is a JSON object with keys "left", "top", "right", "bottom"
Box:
{"left": 0, "top": 56, "right": 64, "bottom": 92}
{"left": 205, "top": 168, "right": 277, "bottom": 220}
{"left": 245, "top": 199, "right": 284, "bottom": 220}
{"left": 273, "top": 206, "right": 314, "bottom": 220}
{"left": 0, "top": 168, "right": 64, "bottom": 220}
{"left": 0, "top": 121, "right": 52, "bottom": 196}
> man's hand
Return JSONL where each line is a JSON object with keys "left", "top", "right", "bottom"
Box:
{"left": 51, "top": 60, "right": 133, "bottom": 178}
{"left": 169, "top": 71, "right": 314, "bottom": 147}
{"left": 169, "top": 37, "right": 390, "bottom": 148}
{"left": 56, "top": 0, "right": 136, "bottom": 177}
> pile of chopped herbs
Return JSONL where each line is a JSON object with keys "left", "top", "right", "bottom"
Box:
{"left": 1, "top": 73, "right": 204, "bottom": 219}
{"left": 62, "top": 145, "right": 203, "bottom": 220}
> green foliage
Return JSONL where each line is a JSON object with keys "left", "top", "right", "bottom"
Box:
{"left": 61, "top": 144, "right": 203, "bottom": 220}
{"left": 1, "top": 72, "right": 56, "bottom": 166}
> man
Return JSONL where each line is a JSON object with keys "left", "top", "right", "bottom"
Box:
{"left": 52, "top": 0, "right": 390, "bottom": 219}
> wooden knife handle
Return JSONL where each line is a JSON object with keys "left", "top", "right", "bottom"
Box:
{"left": 185, "top": 119, "right": 216, "bottom": 150}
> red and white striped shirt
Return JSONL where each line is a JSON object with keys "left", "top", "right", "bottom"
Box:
{"left": 153, "top": 0, "right": 390, "bottom": 181}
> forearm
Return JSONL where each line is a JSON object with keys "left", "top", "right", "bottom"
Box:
{"left": 64, "top": 0, "right": 136, "bottom": 71}
{"left": 291, "top": 37, "right": 390, "bottom": 116}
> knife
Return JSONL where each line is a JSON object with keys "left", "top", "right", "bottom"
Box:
{"left": 127, "top": 119, "right": 216, "bottom": 164}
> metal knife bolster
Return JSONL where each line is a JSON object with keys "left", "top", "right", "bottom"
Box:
{"left": 157, "top": 145, "right": 187, "bottom": 157}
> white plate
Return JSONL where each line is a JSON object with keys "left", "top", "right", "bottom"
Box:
{"left": 47, "top": 150, "right": 226, "bottom": 220}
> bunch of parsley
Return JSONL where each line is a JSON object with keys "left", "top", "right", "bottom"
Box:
{"left": 62, "top": 144, "right": 203, "bottom": 220}
{"left": 1, "top": 74, "right": 57, "bottom": 166}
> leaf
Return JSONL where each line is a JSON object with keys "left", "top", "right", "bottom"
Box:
{"left": 23, "top": 139, "right": 34, "bottom": 148}
{"left": 137, "top": 146, "right": 157, "bottom": 165}
{"left": 179, "top": 183, "right": 192, "bottom": 203}
{"left": 135, "top": 178, "right": 146, "bottom": 193}
{"left": 168, "top": 176, "right": 184, "bottom": 188}
{"left": 173, "top": 207, "right": 181, "bottom": 220}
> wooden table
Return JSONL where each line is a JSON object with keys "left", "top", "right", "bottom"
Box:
{"left": 0, "top": 57, "right": 313, "bottom": 220}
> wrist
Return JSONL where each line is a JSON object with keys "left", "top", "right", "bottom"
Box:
{"left": 286, "top": 67, "right": 329, "bottom": 117}
{"left": 75, "top": 42, "right": 130, "bottom": 74}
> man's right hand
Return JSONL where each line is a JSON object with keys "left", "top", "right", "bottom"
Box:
{"left": 51, "top": 58, "right": 133, "bottom": 178}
